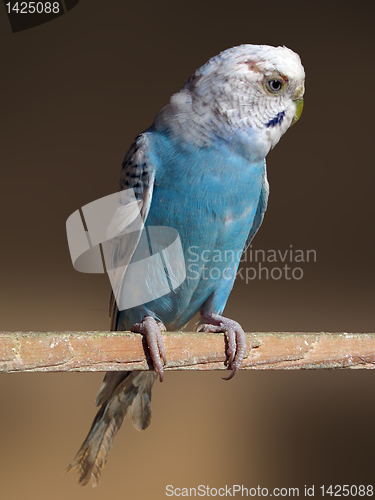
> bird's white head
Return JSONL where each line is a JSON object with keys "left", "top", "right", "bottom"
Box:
{"left": 155, "top": 44, "right": 305, "bottom": 158}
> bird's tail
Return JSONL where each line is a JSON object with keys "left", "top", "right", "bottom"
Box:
{"left": 66, "top": 371, "right": 158, "bottom": 486}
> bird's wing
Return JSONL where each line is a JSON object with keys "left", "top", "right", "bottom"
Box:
{"left": 244, "top": 165, "right": 269, "bottom": 252}
{"left": 108, "top": 133, "right": 156, "bottom": 331}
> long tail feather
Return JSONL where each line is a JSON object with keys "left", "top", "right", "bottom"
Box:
{"left": 66, "top": 371, "right": 157, "bottom": 486}
{"left": 131, "top": 371, "right": 156, "bottom": 431}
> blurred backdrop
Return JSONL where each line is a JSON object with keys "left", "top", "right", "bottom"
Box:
{"left": 0, "top": 0, "right": 374, "bottom": 498}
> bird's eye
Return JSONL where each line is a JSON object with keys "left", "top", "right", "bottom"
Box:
{"left": 265, "top": 79, "right": 284, "bottom": 94}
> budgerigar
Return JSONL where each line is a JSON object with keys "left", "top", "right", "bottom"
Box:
{"left": 67, "top": 44, "right": 305, "bottom": 485}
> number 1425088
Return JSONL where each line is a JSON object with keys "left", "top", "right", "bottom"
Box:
{"left": 5, "top": 2, "right": 60, "bottom": 14}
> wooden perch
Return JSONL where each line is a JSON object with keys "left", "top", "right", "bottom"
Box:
{"left": 1, "top": 332, "right": 375, "bottom": 373}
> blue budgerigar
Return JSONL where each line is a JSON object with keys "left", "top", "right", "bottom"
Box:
{"left": 68, "top": 44, "right": 305, "bottom": 485}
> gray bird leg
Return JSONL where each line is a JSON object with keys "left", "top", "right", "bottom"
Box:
{"left": 130, "top": 316, "right": 167, "bottom": 382}
{"left": 199, "top": 312, "right": 247, "bottom": 380}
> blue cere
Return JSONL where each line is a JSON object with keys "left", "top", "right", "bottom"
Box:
{"left": 266, "top": 110, "right": 285, "bottom": 128}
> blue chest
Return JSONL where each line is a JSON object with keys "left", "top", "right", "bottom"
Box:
{"left": 145, "top": 130, "right": 265, "bottom": 251}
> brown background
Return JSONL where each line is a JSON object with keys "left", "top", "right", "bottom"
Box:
{"left": 1, "top": 0, "right": 374, "bottom": 498}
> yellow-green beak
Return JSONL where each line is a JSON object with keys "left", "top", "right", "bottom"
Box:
{"left": 291, "top": 97, "right": 304, "bottom": 125}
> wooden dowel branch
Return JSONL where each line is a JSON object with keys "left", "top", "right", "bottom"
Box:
{"left": 0, "top": 332, "right": 375, "bottom": 373}
{"left": 1, "top": 332, "right": 375, "bottom": 373}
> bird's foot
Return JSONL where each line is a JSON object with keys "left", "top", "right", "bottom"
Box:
{"left": 130, "top": 316, "right": 167, "bottom": 382}
{"left": 199, "top": 313, "right": 247, "bottom": 380}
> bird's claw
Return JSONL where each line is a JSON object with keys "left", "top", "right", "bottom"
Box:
{"left": 200, "top": 313, "right": 247, "bottom": 379}
{"left": 130, "top": 316, "right": 167, "bottom": 382}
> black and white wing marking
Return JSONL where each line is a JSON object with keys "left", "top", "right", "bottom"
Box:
{"left": 108, "top": 133, "right": 156, "bottom": 330}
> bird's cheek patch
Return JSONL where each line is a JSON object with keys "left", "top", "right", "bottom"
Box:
{"left": 266, "top": 111, "right": 286, "bottom": 128}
